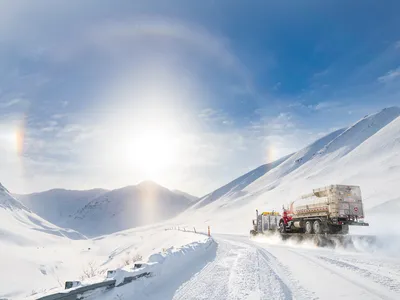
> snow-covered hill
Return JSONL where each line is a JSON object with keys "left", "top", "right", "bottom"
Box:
{"left": 0, "top": 183, "right": 85, "bottom": 243}
{"left": 368, "top": 197, "right": 400, "bottom": 215}
{"left": 172, "top": 190, "right": 199, "bottom": 203}
{"left": 0, "top": 182, "right": 89, "bottom": 298}
{"left": 178, "top": 107, "right": 400, "bottom": 234}
{"left": 14, "top": 188, "right": 108, "bottom": 228}
{"left": 66, "top": 181, "right": 197, "bottom": 236}
{"left": 191, "top": 154, "right": 292, "bottom": 210}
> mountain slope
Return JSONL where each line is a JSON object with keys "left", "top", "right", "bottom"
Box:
{"left": 191, "top": 154, "right": 292, "bottom": 210}
{"left": 368, "top": 197, "right": 400, "bottom": 215}
{"left": 14, "top": 188, "right": 108, "bottom": 227}
{"left": 66, "top": 181, "right": 196, "bottom": 236}
{"left": 172, "top": 190, "right": 199, "bottom": 202}
{"left": 0, "top": 183, "right": 86, "bottom": 246}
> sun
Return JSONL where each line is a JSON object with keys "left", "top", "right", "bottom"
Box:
{"left": 127, "top": 127, "right": 179, "bottom": 177}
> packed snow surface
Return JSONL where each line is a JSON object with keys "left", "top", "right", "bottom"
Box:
{"left": 78, "top": 234, "right": 400, "bottom": 300}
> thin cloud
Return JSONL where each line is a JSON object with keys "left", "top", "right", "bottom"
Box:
{"left": 312, "top": 101, "right": 341, "bottom": 111}
{"left": 198, "top": 108, "right": 234, "bottom": 126}
{"left": 378, "top": 67, "right": 400, "bottom": 83}
{"left": 0, "top": 98, "right": 23, "bottom": 108}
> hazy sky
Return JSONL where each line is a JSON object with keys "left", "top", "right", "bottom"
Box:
{"left": 1, "top": 0, "right": 400, "bottom": 196}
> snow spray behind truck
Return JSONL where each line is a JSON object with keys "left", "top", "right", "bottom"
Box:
{"left": 251, "top": 185, "right": 373, "bottom": 247}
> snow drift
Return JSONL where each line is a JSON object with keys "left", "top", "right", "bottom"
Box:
{"left": 92, "top": 235, "right": 216, "bottom": 300}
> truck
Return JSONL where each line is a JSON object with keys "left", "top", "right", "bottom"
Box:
{"left": 251, "top": 185, "right": 370, "bottom": 238}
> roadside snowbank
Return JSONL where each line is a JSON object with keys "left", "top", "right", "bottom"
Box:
{"left": 89, "top": 235, "right": 216, "bottom": 300}
{"left": 1, "top": 227, "right": 211, "bottom": 300}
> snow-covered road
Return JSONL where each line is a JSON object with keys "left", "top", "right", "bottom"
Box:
{"left": 171, "top": 234, "right": 400, "bottom": 300}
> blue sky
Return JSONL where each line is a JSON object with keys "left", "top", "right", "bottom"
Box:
{"left": 0, "top": 0, "right": 399, "bottom": 195}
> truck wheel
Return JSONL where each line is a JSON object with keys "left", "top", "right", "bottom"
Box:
{"left": 340, "top": 225, "right": 349, "bottom": 234}
{"left": 305, "top": 221, "right": 313, "bottom": 234}
{"left": 250, "top": 230, "right": 257, "bottom": 236}
{"left": 313, "top": 220, "right": 322, "bottom": 234}
{"left": 279, "top": 220, "right": 286, "bottom": 233}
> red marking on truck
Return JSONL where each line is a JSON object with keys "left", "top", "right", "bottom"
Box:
{"left": 354, "top": 207, "right": 358, "bottom": 212}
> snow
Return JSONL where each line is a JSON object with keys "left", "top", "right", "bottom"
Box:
{"left": 1, "top": 219, "right": 209, "bottom": 299}
{"left": 191, "top": 154, "right": 292, "bottom": 210}
{"left": 172, "top": 190, "right": 199, "bottom": 203}
{"left": 2, "top": 106, "right": 400, "bottom": 300}
{"left": 16, "top": 181, "right": 196, "bottom": 237}
{"left": 87, "top": 236, "right": 215, "bottom": 300}
{"left": 177, "top": 107, "right": 400, "bottom": 235}
{"left": 68, "top": 181, "right": 196, "bottom": 236}
{"left": 84, "top": 234, "right": 400, "bottom": 300}
{"left": 14, "top": 188, "right": 108, "bottom": 227}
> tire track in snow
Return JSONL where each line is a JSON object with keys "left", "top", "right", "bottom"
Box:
{"left": 289, "top": 250, "right": 395, "bottom": 300}
{"left": 172, "top": 241, "right": 231, "bottom": 300}
{"left": 226, "top": 247, "right": 259, "bottom": 300}
{"left": 256, "top": 249, "right": 293, "bottom": 299}
{"left": 228, "top": 234, "right": 316, "bottom": 299}
{"left": 316, "top": 256, "right": 400, "bottom": 293}
{"left": 257, "top": 248, "right": 316, "bottom": 300}
{"left": 173, "top": 237, "right": 313, "bottom": 300}
{"left": 337, "top": 256, "right": 400, "bottom": 279}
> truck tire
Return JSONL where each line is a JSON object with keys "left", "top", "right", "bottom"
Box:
{"left": 279, "top": 220, "right": 286, "bottom": 233}
{"left": 313, "top": 220, "right": 322, "bottom": 234}
{"left": 340, "top": 225, "right": 349, "bottom": 234}
{"left": 305, "top": 221, "right": 313, "bottom": 234}
{"left": 250, "top": 230, "right": 257, "bottom": 236}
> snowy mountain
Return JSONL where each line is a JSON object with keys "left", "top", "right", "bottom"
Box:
{"left": 191, "top": 154, "right": 292, "bottom": 210}
{"left": 0, "top": 183, "right": 90, "bottom": 298}
{"left": 179, "top": 107, "right": 400, "bottom": 234}
{"left": 368, "top": 197, "right": 400, "bottom": 215}
{"left": 0, "top": 183, "right": 86, "bottom": 244}
{"left": 172, "top": 190, "right": 199, "bottom": 202}
{"left": 65, "top": 181, "right": 197, "bottom": 236}
{"left": 0, "top": 180, "right": 202, "bottom": 299}
{"left": 14, "top": 188, "right": 108, "bottom": 228}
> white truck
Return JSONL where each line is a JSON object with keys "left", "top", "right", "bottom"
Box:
{"left": 251, "top": 185, "right": 369, "bottom": 236}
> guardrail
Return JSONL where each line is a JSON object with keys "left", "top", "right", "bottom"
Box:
{"left": 35, "top": 226, "right": 210, "bottom": 300}
{"left": 36, "top": 271, "right": 153, "bottom": 300}
{"left": 36, "top": 280, "right": 116, "bottom": 300}
{"left": 165, "top": 225, "right": 211, "bottom": 236}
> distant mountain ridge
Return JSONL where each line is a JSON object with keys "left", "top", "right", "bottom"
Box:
{"left": 172, "top": 189, "right": 199, "bottom": 202}
{"left": 14, "top": 188, "right": 108, "bottom": 226}
{"left": 0, "top": 182, "right": 86, "bottom": 244}
{"left": 16, "top": 181, "right": 197, "bottom": 237}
